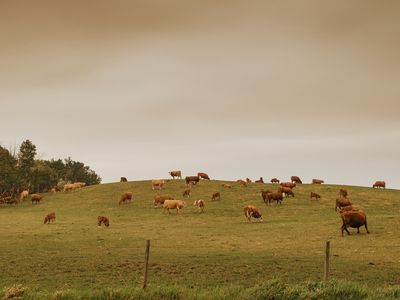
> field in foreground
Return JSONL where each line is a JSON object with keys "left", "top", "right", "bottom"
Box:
{"left": 1, "top": 180, "right": 399, "bottom": 299}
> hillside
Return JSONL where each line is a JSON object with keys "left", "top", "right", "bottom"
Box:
{"left": 0, "top": 179, "right": 399, "bottom": 298}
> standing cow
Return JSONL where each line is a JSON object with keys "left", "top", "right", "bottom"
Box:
{"left": 197, "top": 172, "right": 210, "bottom": 180}
{"left": 340, "top": 210, "right": 369, "bottom": 236}
{"left": 169, "top": 170, "right": 182, "bottom": 179}
{"left": 291, "top": 176, "right": 302, "bottom": 184}
{"left": 270, "top": 178, "right": 280, "bottom": 184}
{"left": 372, "top": 181, "right": 386, "bottom": 189}
{"left": 312, "top": 179, "right": 324, "bottom": 184}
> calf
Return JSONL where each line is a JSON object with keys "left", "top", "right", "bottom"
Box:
{"left": 336, "top": 198, "right": 352, "bottom": 211}
{"left": 163, "top": 200, "right": 186, "bottom": 214}
{"left": 270, "top": 178, "right": 280, "bottom": 184}
{"left": 211, "top": 192, "right": 221, "bottom": 201}
{"left": 243, "top": 205, "right": 263, "bottom": 222}
{"left": 98, "top": 216, "right": 110, "bottom": 227}
{"left": 119, "top": 191, "right": 133, "bottom": 204}
{"left": 310, "top": 192, "right": 321, "bottom": 200}
{"left": 31, "top": 194, "right": 43, "bottom": 204}
{"left": 194, "top": 199, "right": 205, "bottom": 213}
{"left": 44, "top": 212, "right": 56, "bottom": 224}
{"left": 340, "top": 210, "right": 369, "bottom": 236}
{"left": 182, "top": 189, "right": 191, "bottom": 198}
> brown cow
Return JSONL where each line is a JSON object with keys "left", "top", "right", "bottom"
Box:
{"left": 31, "top": 194, "right": 43, "bottom": 204}
{"left": 279, "top": 187, "right": 295, "bottom": 197}
{"left": 255, "top": 177, "right": 264, "bottom": 183}
{"left": 211, "top": 192, "right": 221, "bottom": 201}
{"left": 169, "top": 170, "right": 182, "bottom": 179}
{"left": 291, "top": 176, "right": 302, "bottom": 184}
{"left": 246, "top": 178, "right": 252, "bottom": 183}
{"left": 98, "top": 216, "right": 110, "bottom": 227}
{"left": 266, "top": 192, "right": 283, "bottom": 205}
{"left": 261, "top": 190, "right": 273, "bottom": 204}
{"left": 221, "top": 183, "right": 231, "bottom": 189}
{"left": 339, "top": 189, "right": 348, "bottom": 198}
{"left": 194, "top": 199, "right": 205, "bottom": 213}
{"left": 312, "top": 179, "right": 324, "bottom": 184}
{"left": 280, "top": 182, "right": 296, "bottom": 189}
{"left": 153, "top": 195, "right": 174, "bottom": 206}
{"left": 182, "top": 189, "right": 191, "bottom": 198}
{"left": 152, "top": 179, "right": 165, "bottom": 190}
{"left": 44, "top": 212, "right": 56, "bottom": 224}
{"left": 120, "top": 177, "right": 128, "bottom": 182}
{"left": 197, "top": 172, "right": 210, "bottom": 180}
{"left": 163, "top": 200, "right": 186, "bottom": 214}
{"left": 340, "top": 210, "right": 369, "bottom": 236}
{"left": 185, "top": 176, "right": 200, "bottom": 186}
{"left": 336, "top": 198, "right": 352, "bottom": 211}
{"left": 1, "top": 196, "right": 18, "bottom": 206}
{"left": 119, "top": 191, "right": 133, "bottom": 205}
{"left": 237, "top": 179, "right": 247, "bottom": 186}
{"left": 244, "top": 205, "right": 263, "bottom": 222}
{"left": 310, "top": 192, "right": 321, "bottom": 200}
{"left": 270, "top": 178, "right": 280, "bottom": 184}
{"left": 373, "top": 181, "right": 386, "bottom": 189}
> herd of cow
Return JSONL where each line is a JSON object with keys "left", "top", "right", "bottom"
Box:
{"left": 0, "top": 172, "right": 387, "bottom": 236}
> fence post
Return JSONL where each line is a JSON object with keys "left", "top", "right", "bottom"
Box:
{"left": 143, "top": 240, "right": 151, "bottom": 289}
{"left": 324, "top": 241, "right": 330, "bottom": 280}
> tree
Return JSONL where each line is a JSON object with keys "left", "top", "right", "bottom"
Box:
{"left": 0, "top": 146, "right": 19, "bottom": 194}
{"left": 31, "top": 160, "right": 58, "bottom": 193}
{"left": 17, "top": 139, "right": 37, "bottom": 189}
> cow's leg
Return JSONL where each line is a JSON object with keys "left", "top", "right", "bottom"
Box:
{"left": 357, "top": 227, "right": 360, "bottom": 233}
{"left": 364, "top": 218, "right": 370, "bottom": 234}
{"left": 177, "top": 207, "right": 180, "bottom": 215}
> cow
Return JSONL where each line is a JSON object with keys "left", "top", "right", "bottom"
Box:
{"left": 1, "top": 196, "right": 18, "bottom": 206}
{"left": 339, "top": 189, "right": 348, "bottom": 198}
{"left": 280, "top": 182, "right": 296, "bottom": 189}
{"left": 278, "top": 187, "right": 295, "bottom": 197}
{"left": 31, "top": 194, "right": 43, "bottom": 204}
{"left": 153, "top": 195, "right": 174, "bottom": 207}
{"left": 98, "top": 216, "right": 110, "bottom": 227}
{"left": 291, "top": 176, "right": 302, "bottom": 184}
{"left": 270, "top": 178, "right": 280, "bottom": 184}
{"left": 255, "top": 177, "right": 264, "bottom": 183}
{"left": 222, "top": 183, "right": 231, "bottom": 188}
{"left": 64, "top": 182, "right": 85, "bottom": 192}
{"left": 211, "top": 192, "right": 221, "bottom": 201}
{"left": 44, "top": 212, "right": 56, "bottom": 224}
{"left": 266, "top": 192, "right": 283, "bottom": 205}
{"left": 185, "top": 176, "right": 200, "bottom": 186}
{"left": 340, "top": 210, "right": 369, "bottom": 236}
{"left": 312, "top": 179, "right": 324, "bottom": 184}
{"left": 182, "top": 189, "right": 191, "bottom": 198}
{"left": 120, "top": 177, "right": 128, "bottom": 182}
{"left": 237, "top": 179, "right": 247, "bottom": 186}
{"left": 152, "top": 179, "right": 165, "bottom": 190}
{"left": 197, "top": 172, "right": 210, "bottom": 180}
{"left": 246, "top": 178, "right": 252, "bottom": 183}
{"left": 336, "top": 198, "right": 352, "bottom": 211}
{"left": 261, "top": 190, "right": 273, "bottom": 204}
{"left": 373, "top": 181, "right": 386, "bottom": 189}
{"left": 163, "top": 200, "right": 186, "bottom": 214}
{"left": 310, "top": 192, "right": 321, "bottom": 200}
{"left": 194, "top": 199, "right": 205, "bottom": 213}
{"left": 20, "top": 190, "right": 29, "bottom": 201}
{"left": 169, "top": 170, "right": 182, "bottom": 179}
{"left": 244, "top": 205, "right": 263, "bottom": 222}
{"left": 119, "top": 191, "right": 133, "bottom": 205}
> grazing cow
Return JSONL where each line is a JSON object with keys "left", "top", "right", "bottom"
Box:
{"left": 266, "top": 192, "right": 283, "bottom": 205}
{"left": 44, "top": 212, "right": 56, "bottom": 224}
{"left": 261, "top": 190, "right": 273, "bottom": 204}
{"left": 222, "top": 183, "right": 231, "bottom": 188}
{"left": 243, "top": 205, "right": 263, "bottom": 222}
{"left": 153, "top": 195, "right": 174, "bottom": 207}
{"left": 211, "top": 192, "right": 221, "bottom": 201}
{"left": 312, "top": 179, "right": 324, "bottom": 184}
{"left": 246, "top": 178, "right": 252, "bottom": 183}
{"left": 310, "top": 192, "right": 321, "bottom": 200}
{"left": 291, "top": 176, "right": 302, "bottom": 184}
{"left": 373, "top": 181, "right": 386, "bottom": 189}
{"left": 197, "top": 172, "right": 210, "bottom": 180}
{"left": 339, "top": 189, "right": 348, "bottom": 198}
{"left": 194, "top": 199, "right": 205, "bottom": 213}
{"left": 120, "top": 177, "right": 128, "bottom": 182}
{"left": 20, "top": 190, "right": 29, "bottom": 201}
{"left": 98, "top": 216, "right": 110, "bottom": 227}
{"left": 335, "top": 198, "right": 352, "bottom": 211}
{"left": 340, "top": 210, "right": 369, "bottom": 236}
{"left": 169, "top": 170, "right": 182, "bottom": 179}
{"left": 270, "top": 178, "right": 280, "bottom": 184}
{"left": 152, "top": 179, "right": 165, "bottom": 190}
{"left": 64, "top": 182, "right": 85, "bottom": 191}
{"left": 31, "top": 194, "right": 43, "bottom": 204}
{"left": 182, "top": 189, "right": 191, "bottom": 198}
{"left": 237, "top": 179, "right": 247, "bottom": 186}
{"left": 185, "top": 176, "right": 200, "bottom": 186}
{"left": 163, "top": 200, "right": 186, "bottom": 214}
{"left": 119, "top": 191, "right": 133, "bottom": 205}
{"left": 255, "top": 177, "right": 264, "bottom": 183}
{"left": 278, "top": 187, "right": 295, "bottom": 197}
{"left": 280, "top": 182, "right": 296, "bottom": 189}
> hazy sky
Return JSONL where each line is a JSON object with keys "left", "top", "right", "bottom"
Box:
{"left": 1, "top": 0, "right": 399, "bottom": 187}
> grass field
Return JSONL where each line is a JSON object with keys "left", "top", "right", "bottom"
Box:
{"left": 1, "top": 180, "right": 399, "bottom": 299}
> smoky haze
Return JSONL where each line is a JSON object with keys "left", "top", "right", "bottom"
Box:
{"left": 1, "top": 0, "right": 399, "bottom": 187}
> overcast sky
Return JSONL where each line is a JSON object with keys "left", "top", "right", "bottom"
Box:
{"left": 1, "top": 0, "right": 399, "bottom": 187}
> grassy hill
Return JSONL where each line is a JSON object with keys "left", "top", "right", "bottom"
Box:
{"left": 0, "top": 179, "right": 399, "bottom": 299}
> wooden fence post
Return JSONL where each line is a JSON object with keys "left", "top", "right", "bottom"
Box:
{"left": 143, "top": 240, "right": 151, "bottom": 289}
{"left": 324, "top": 240, "right": 330, "bottom": 280}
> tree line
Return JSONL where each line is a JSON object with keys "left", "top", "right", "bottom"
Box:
{"left": 0, "top": 140, "right": 101, "bottom": 195}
